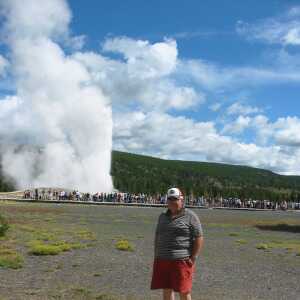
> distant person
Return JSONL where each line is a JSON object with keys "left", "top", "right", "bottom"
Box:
{"left": 151, "top": 187, "right": 204, "bottom": 300}
{"left": 34, "top": 188, "right": 39, "bottom": 200}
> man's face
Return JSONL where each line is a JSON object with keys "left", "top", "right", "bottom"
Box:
{"left": 167, "top": 197, "right": 183, "bottom": 212}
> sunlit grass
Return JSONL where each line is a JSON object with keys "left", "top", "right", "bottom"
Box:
{"left": 28, "top": 240, "right": 84, "bottom": 255}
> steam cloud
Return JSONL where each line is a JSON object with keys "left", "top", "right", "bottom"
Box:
{"left": 0, "top": 0, "right": 113, "bottom": 192}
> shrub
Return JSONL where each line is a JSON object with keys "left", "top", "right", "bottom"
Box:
{"left": 115, "top": 239, "right": 134, "bottom": 252}
{"left": 256, "top": 243, "right": 269, "bottom": 250}
{"left": 0, "top": 215, "right": 9, "bottom": 237}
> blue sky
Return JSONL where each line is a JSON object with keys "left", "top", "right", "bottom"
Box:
{"left": 1, "top": 0, "right": 300, "bottom": 180}
{"left": 67, "top": 0, "right": 300, "bottom": 118}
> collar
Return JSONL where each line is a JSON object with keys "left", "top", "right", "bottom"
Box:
{"left": 165, "top": 207, "right": 186, "bottom": 218}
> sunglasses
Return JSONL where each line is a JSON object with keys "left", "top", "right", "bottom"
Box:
{"left": 167, "top": 197, "right": 180, "bottom": 201}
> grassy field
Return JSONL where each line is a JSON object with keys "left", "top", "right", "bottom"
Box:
{"left": 0, "top": 201, "right": 299, "bottom": 300}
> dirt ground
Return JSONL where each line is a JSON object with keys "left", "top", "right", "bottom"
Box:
{"left": 0, "top": 201, "right": 299, "bottom": 300}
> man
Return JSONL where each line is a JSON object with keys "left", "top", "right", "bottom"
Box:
{"left": 151, "top": 187, "right": 204, "bottom": 300}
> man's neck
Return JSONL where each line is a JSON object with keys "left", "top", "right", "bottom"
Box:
{"left": 169, "top": 207, "right": 184, "bottom": 217}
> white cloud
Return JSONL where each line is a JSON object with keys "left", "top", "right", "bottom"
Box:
{"left": 251, "top": 114, "right": 272, "bottom": 145}
{"left": 250, "top": 115, "right": 300, "bottom": 148}
{"left": 236, "top": 7, "right": 300, "bottom": 46}
{"left": 113, "top": 110, "right": 300, "bottom": 174}
{"left": 209, "top": 102, "right": 222, "bottom": 112}
{"left": 66, "top": 34, "right": 86, "bottom": 50}
{"left": 0, "top": 95, "right": 20, "bottom": 119}
{"left": 103, "top": 37, "right": 178, "bottom": 79}
{"left": 273, "top": 116, "right": 300, "bottom": 146}
{"left": 222, "top": 115, "right": 251, "bottom": 135}
{"left": 73, "top": 38, "right": 204, "bottom": 111}
{"left": 0, "top": 55, "right": 9, "bottom": 76}
{"left": 179, "top": 58, "right": 300, "bottom": 91}
{"left": 227, "top": 102, "right": 262, "bottom": 116}
{"left": 0, "top": 0, "right": 71, "bottom": 41}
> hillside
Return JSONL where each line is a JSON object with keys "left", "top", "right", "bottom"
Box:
{"left": 1, "top": 150, "right": 300, "bottom": 201}
{"left": 111, "top": 151, "right": 300, "bottom": 201}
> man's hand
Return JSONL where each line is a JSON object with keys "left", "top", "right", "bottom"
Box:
{"left": 186, "top": 256, "right": 196, "bottom": 267}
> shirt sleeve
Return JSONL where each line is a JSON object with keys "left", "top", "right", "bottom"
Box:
{"left": 190, "top": 212, "right": 203, "bottom": 238}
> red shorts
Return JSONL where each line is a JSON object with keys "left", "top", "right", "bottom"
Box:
{"left": 151, "top": 258, "right": 195, "bottom": 293}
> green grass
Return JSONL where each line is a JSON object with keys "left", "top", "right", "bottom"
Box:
{"left": 0, "top": 246, "right": 23, "bottom": 269}
{"left": 115, "top": 239, "right": 134, "bottom": 252}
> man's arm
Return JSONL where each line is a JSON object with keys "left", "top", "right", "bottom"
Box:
{"left": 153, "top": 215, "right": 161, "bottom": 258}
{"left": 189, "top": 236, "right": 204, "bottom": 264}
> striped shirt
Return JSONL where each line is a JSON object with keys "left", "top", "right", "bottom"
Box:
{"left": 154, "top": 208, "right": 203, "bottom": 260}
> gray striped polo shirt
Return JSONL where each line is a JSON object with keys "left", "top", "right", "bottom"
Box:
{"left": 154, "top": 208, "right": 203, "bottom": 260}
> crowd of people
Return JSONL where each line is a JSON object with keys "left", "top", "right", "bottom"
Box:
{"left": 22, "top": 188, "right": 300, "bottom": 210}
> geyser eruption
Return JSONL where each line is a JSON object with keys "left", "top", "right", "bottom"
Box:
{"left": 0, "top": 0, "right": 113, "bottom": 192}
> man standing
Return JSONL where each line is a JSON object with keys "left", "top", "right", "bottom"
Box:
{"left": 151, "top": 187, "right": 204, "bottom": 300}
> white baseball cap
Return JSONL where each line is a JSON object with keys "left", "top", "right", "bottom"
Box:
{"left": 167, "top": 187, "right": 183, "bottom": 200}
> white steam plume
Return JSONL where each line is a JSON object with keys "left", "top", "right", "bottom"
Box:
{"left": 0, "top": 0, "right": 113, "bottom": 192}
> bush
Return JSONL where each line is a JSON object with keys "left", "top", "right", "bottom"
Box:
{"left": 0, "top": 215, "right": 9, "bottom": 237}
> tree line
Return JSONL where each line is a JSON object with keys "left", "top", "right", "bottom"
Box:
{"left": 1, "top": 150, "right": 300, "bottom": 202}
{"left": 111, "top": 151, "right": 300, "bottom": 202}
